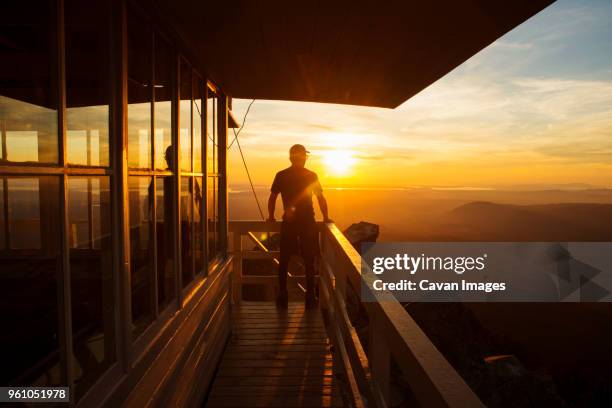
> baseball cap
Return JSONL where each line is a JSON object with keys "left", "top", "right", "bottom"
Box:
{"left": 289, "top": 144, "right": 310, "bottom": 156}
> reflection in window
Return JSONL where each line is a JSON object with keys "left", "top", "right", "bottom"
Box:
{"left": 156, "top": 176, "right": 175, "bottom": 308}
{"left": 5, "top": 131, "right": 39, "bottom": 162}
{"left": 129, "top": 177, "right": 154, "bottom": 337}
{"left": 181, "top": 177, "right": 193, "bottom": 286}
{"left": 193, "top": 77, "right": 203, "bottom": 173}
{"left": 0, "top": 176, "right": 62, "bottom": 386}
{"left": 65, "top": 0, "right": 111, "bottom": 168}
{"left": 127, "top": 12, "right": 152, "bottom": 169}
{"left": 8, "top": 178, "right": 41, "bottom": 249}
{"left": 194, "top": 177, "right": 204, "bottom": 274}
{"left": 180, "top": 61, "right": 192, "bottom": 172}
{"left": 0, "top": 0, "right": 58, "bottom": 164}
{"left": 68, "top": 177, "right": 115, "bottom": 398}
{"left": 206, "top": 91, "right": 217, "bottom": 174}
{"left": 154, "top": 36, "right": 173, "bottom": 170}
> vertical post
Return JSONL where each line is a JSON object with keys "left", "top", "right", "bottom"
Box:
{"left": 110, "top": 0, "right": 132, "bottom": 371}
{"left": 150, "top": 33, "right": 158, "bottom": 317}
{"left": 218, "top": 94, "right": 229, "bottom": 256}
{"left": 173, "top": 54, "right": 182, "bottom": 304}
{"left": 232, "top": 228, "right": 242, "bottom": 303}
{"left": 56, "top": 0, "right": 75, "bottom": 390}
{"left": 369, "top": 308, "right": 391, "bottom": 405}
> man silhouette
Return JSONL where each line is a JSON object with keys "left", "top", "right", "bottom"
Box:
{"left": 267, "top": 144, "right": 330, "bottom": 309}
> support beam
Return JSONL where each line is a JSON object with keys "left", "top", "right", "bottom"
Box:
{"left": 218, "top": 94, "right": 229, "bottom": 256}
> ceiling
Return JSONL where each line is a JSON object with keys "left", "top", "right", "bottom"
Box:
{"left": 151, "top": 0, "right": 554, "bottom": 108}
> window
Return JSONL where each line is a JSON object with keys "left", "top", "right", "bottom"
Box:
{"left": 156, "top": 176, "right": 175, "bottom": 308}
{"left": 180, "top": 60, "right": 192, "bottom": 172}
{"left": 181, "top": 177, "right": 193, "bottom": 286}
{"left": 68, "top": 176, "right": 115, "bottom": 398}
{"left": 0, "top": 177, "right": 62, "bottom": 386}
{"left": 128, "top": 176, "right": 154, "bottom": 337}
{"left": 207, "top": 89, "right": 221, "bottom": 261}
{"left": 128, "top": 13, "right": 153, "bottom": 170}
{"left": 127, "top": 8, "right": 177, "bottom": 337}
{"left": 154, "top": 38, "right": 173, "bottom": 171}
{"left": 0, "top": 2, "right": 58, "bottom": 164}
{"left": 0, "top": 1, "right": 63, "bottom": 388}
{"left": 65, "top": 0, "right": 110, "bottom": 167}
{"left": 179, "top": 63, "right": 206, "bottom": 281}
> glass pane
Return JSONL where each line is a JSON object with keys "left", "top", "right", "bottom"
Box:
{"left": 68, "top": 177, "right": 115, "bottom": 398}
{"left": 156, "top": 176, "right": 175, "bottom": 308}
{"left": 65, "top": 0, "right": 110, "bottom": 167}
{"left": 0, "top": 176, "right": 62, "bottom": 386}
{"left": 207, "top": 176, "right": 218, "bottom": 260}
{"left": 154, "top": 36, "right": 173, "bottom": 171}
{"left": 128, "top": 176, "right": 154, "bottom": 337}
{"left": 8, "top": 178, "right": 41, "bottom": 249}
{"left": 0, "top": 1, "right": 58, "bottom": 164}
{"left": 206, "top": 91, "right": 217, "bottom": 174}
{"left": 179, "top": 62, "right": 192, "bottom": 172}
{"left": 194, "top": 177, "right": 204, "bottom": 275}
{"left": 180, "top": 177, "right": 193, "bottom": 286}
{"left": 127, "top": 11, "right": 152, "bottom": 169}
{"left": 193, "top": 77, "right": 203, "bottom": 173}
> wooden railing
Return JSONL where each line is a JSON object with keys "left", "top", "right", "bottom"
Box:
{"left": 228, "top": 220, "right": 484, "bottom": 408}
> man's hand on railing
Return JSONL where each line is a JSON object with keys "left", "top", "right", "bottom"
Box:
{"left": 266, "top": 217, "right": 276, "bottom": 222}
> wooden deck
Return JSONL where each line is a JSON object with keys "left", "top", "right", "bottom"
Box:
{"left": 205, "top": 302, "right": 344, "bottom": 408}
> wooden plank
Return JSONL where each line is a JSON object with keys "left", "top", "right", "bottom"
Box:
{"left": 220, "top": 359, "right": 333, "bottom": 369}
{"left": 221, "top": 351, "right": 331, "bottom": 360}
{"left": 211, "top": 375, "right": 337, "bottom": 387}
{"left": 232, "top": 333, "right": 328, "bottom": 341}
{"left": 235, "top": 302, "right": 305, "bottom": 308}
{"left": 232, "top": 310, "right": 313, "bottom": 316}
{"left": 235, "top": 322, "right": 325, "bottom": 329}
{"left": 216, "top": 367, "right": 334, "bottom": 378}
{"left": 228, "top": 339, "right": 330, "bottom": 346}
{"left": 225, "top": 344, "right": 331, "bottom": 352}
{"left": 232, "top": 316, "right": 320, "bottom": 322}
{"left": 210, "top": 385, "right": 338, "bottom": 397}
{"left": 233, "top": 326, "right": 327, "bottom": 333}
{"left": 206, "top": 395, "right": 343, "bottom": 407}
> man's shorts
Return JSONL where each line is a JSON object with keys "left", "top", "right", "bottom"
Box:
{"left": 280, "top": 218, "right": 320, "bottom": 260}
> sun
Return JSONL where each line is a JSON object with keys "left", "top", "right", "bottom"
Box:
{"left": 321, "top": 150, "right": 356, "bottom": 176}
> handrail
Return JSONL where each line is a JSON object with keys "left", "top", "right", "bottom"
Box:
{"left": 320, "top": 223, "right": 484, "bottom": 408}
{"left": 228, "top": 220, "right": 484, "bottom": 408}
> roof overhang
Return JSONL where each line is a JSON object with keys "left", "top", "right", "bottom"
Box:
{"left": 151, "top": 0, "right": 555, "bottom": 108}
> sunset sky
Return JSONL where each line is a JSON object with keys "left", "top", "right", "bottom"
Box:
{"left": 228, "top": 0, "right": 612, "bottom": 190}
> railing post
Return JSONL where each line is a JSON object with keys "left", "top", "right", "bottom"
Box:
{"left": 232, "top": 229, "right": 242, "bottom": 303}
{"left": 370, "top": 308, "right": 391, "bottom": 405}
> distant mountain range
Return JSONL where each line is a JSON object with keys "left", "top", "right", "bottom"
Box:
{"left": 437, "top": 201, "right": 612, "bottom": 241}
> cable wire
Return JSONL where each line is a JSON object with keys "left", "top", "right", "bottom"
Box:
{"left": 233, "top": 126, "right": 265, "bottom": 220}
{"left": 228, "top": 99, "right": 255, "bottom": 149}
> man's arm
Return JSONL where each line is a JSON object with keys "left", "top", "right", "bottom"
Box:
{"left": 316, "top": 192, "right": 331, "bottom": 222}
{"left": 313, "top": 175, "right": 330, "bottom": 222}
{"left": 267, "top": 192, "right": 278, "bottom": 222}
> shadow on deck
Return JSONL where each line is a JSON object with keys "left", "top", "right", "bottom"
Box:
{"left": 205, "top": 302, "right": 344, "bottom": 408}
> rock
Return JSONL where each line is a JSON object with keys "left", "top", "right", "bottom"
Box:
{"left": 342, "top": 221, "right": 379, "bottom": 253}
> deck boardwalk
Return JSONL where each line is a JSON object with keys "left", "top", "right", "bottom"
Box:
{"left": 205, "top": 302, "right": 344, "bottom": 408}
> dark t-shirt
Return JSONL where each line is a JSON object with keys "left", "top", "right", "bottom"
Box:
{"left": 271, "top": 166, "right": 322, "bottom": 221}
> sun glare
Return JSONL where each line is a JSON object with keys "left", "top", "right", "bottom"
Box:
{"left": 321, "top": 150, "right": 356, "bottom": 176}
